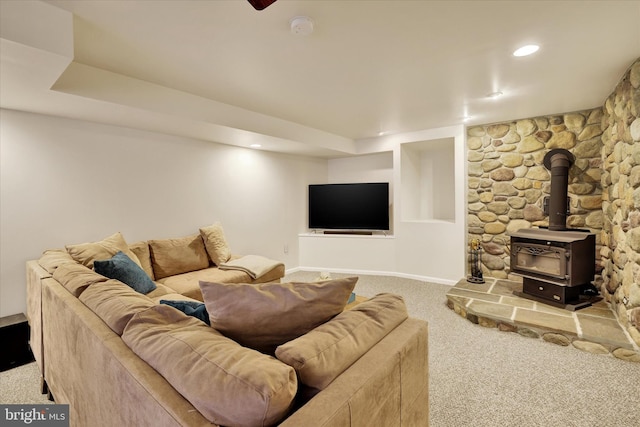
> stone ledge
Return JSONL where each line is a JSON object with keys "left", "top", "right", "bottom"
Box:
{"left": 446, "top": 278, "right": 640, "bottom": 363}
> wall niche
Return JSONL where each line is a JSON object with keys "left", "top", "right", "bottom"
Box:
{"left": 401, "top": 137, "right": 455, "bottom": 222}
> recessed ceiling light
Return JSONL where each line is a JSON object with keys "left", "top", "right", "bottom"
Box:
{"left": 250, "top": 144, "right": 262, "bottom": 148}
{"left": 487, "top": 91, "right": 503, "bottom": 99}
{"left": 513, "top": 44, "right": 540, "bottom": 57}
{"left": 462, "top": 116, "right": 472, "bottom": 122}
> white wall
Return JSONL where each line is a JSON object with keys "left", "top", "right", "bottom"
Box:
{"left": 327, "top": 152, "right": 394, "bottom": 184}
{"left": 307, "top": 126, "right": 467, "bottom": 284}
{"left": 327, "top": 151, "right": 394, "bottom": 231}
{"left": 0, "top": 110, "right": 465, "bottom": 317}
{"left": 300, "top": 135, "right": 466, "bottom": 285}
{"left": 0, "top": 109, "right": 327, "bottom": 317}
{"left": 393, "top": 128, "right": 467, "bottom": 283}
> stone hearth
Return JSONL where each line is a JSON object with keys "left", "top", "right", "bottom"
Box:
{"left": 446, "top": 277, "right": 640, "bottom": 363}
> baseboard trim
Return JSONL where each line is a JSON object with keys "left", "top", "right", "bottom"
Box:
{"left": 285, "top": 266, "right": 457, "bottom": 286}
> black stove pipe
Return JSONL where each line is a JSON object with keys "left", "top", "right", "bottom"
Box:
{"left": 543, "top": 149, "right": 575, "bottom": 231}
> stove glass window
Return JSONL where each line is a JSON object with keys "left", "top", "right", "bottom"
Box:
{"left": 513, "top": 243, "right": 566, "bottom": 279}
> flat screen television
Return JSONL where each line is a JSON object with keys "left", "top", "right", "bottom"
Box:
{"left": 308, "top": 182, "right": 389, "bottom": 231}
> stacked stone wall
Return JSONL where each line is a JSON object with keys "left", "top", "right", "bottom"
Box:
{"left": 600, "top": 59, "right": 640, "bottom": 346}
{"left": 467, "top": 110, "right": 604, "bottom": 281}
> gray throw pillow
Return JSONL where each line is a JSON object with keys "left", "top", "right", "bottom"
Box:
{"left": 160, "top": 300, "right": 210, "bottom": 325}
{"left": 94, "top": 251, "right": 156, "bottom": 294}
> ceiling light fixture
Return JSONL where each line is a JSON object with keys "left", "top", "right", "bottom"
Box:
{"left": 513, "top": 44, "right": 540, "bottom": 57}
{"left": 487, "top": 91, "right": 503, "bottom": 99}
{"left": 290, "top": 16, "right": 314, "bottom": 36}
{"left": 250, "top": 144, "right": 262, "bottom": 148}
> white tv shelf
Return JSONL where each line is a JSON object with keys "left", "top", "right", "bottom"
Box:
{"left": 298, "top": 233, "right": 396, "bottom": 273}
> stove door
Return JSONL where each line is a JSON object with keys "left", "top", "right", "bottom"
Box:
{"left": 511, "top": 242, "right": 567, "bottom": 280}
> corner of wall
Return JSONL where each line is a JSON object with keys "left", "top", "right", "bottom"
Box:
{"left": 599, "top": 57, "right": 640, "bottom": 346}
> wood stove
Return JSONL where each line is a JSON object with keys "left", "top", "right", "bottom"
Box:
{"left": 510, "top": 228, "right": 595, "bottom": 307}
{"left": 509, "top": 149, "right": 597, "bottom": 310}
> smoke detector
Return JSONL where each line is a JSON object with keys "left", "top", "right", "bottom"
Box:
{"left": 290, "top": 16, "right": 314, "bottom": 36}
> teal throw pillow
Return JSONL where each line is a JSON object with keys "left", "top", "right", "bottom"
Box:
{"left": 94, "top": 251, "right": 157, "bottom": 294}
{"left": 160, "top": 300, "right": 210, "bottom": 325}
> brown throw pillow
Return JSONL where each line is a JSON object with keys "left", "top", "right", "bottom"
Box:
{"left": 122, "top": 305, "right": 297, "bottom": 427}
{"left": 199, "top": 277, "right": 358, "bottom": 354}
{"left": 199, "top": 222, "right": 231, "bottom": 266}
{"left": 66, "top": 232, "right": 142, "bottom": 270}
{"left": 128, "top": 241, "right": 155, "bottom": 280}
{"left": 148, "top": 234, "right": 209, "bottom": 280}
{"left": 275, "top": 293, "right": 408, "bottom": 390}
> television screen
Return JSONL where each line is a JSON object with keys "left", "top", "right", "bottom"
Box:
{"left": 308, "top": 182, "right": 389, "bottom": 231}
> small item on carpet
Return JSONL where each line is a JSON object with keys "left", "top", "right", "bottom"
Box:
{"left": 317, "top": 271, "right": 332, "bottom": 281}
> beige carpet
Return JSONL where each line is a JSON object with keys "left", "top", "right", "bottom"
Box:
{"left": 0, "top": 363, "right": 49, "bottom": 404}
{"left": 287, "top": 271, "right": 640, "bottom": 427}
{"left": 2, "top": 271, "right": 639, "bottom": 426}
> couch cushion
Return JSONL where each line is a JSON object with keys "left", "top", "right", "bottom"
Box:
{"left": 200, "top": 277, "right": 358, "bottom": 354}
{"left": 128, "top": 240, "right": 155, "bottom": 280}
{"left": 157, "top": 265, "right": 284, "bottom": 301}
{"left": 275, "top": 293, "right": 408, "bottom": 390}
{"left": 38, "top": 249, "right": 76, "bottom": 275}
{"left": 79, "top": 279, "right": 155, "bottom": 335}
{"left": 94, "top": 251, "right": 157, "bottom": 295}
{"left": 144, "top": 283, "right": 175, "bottom": 300}
{"left": 148, "top": 234, "right": 209, "bottom": 280}
{"left": 65, "top": 232, "right": 142, "bottom": 270}
{"left": 199, "top": 222, "right": 231, "bottom": 266}
{"left": 122, "top": 305, "right": 297, "bottom": 427}
{"left": 52, "top": 262, "right": 108, "bottom": 297}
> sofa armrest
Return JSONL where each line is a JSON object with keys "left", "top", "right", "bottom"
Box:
{"left": 26, "top": 260, "right": 50, "bottom": 379}
{"left": 41, "top": 277, "right": 212, "bottom": 427}
{"left": 279, "top": 318, "right": 429, "bottom": 426}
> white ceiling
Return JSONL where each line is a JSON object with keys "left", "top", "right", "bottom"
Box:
{"left": 1, "top": 0, "right": 639, "bottom": 157}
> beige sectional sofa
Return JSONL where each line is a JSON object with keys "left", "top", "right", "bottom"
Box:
{"left": 25, "top": 229, "right": 429, "bottom": 426}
